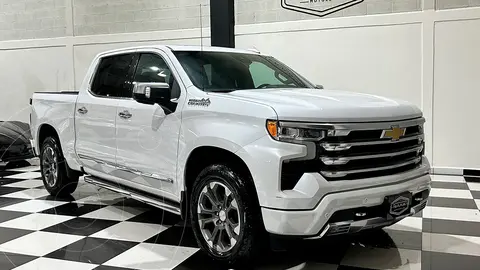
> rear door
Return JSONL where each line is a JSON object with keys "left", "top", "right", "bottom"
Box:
{"left": 75, "top": 52, "right": 136, "bottom": 176}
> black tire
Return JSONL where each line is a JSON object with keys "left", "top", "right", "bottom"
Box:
{"left": 189, "top": 164, "right": 266, "bottom": 266}
{"left": 40, "top": 136, "right": 78, "bottom": 197}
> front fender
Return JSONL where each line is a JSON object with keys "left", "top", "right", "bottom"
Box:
{"left": 175, "top": 92, "right": 278, "bottom": 194}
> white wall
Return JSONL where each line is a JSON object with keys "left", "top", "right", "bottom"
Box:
{"left": 235, "top": 4, "right": 480, "bottom": 172}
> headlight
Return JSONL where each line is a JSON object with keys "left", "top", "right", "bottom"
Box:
{"left": 266, "top": 120, "right": 326, "bottom": 142}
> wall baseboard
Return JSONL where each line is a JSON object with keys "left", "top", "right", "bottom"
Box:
{"left": 432, "top": 167, "right": 480, "bottom": 177}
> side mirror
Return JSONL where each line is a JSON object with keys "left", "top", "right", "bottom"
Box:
{"left": 133, "top": 82, "right": 170, "bottom": 105}
{"left": 315, "top": 84, "right": 324, "bottom": 89}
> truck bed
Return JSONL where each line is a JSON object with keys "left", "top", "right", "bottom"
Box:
{"left": 30, "top": 91, "right": 79, "bottom": 164}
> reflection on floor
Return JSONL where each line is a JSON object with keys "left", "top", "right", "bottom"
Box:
{"left": 0, "top": 162, "right": 480, "bottom": 270}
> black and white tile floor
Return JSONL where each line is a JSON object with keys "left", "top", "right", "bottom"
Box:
{"left": 0, "top": 162, "right": 480, "bottom": 270}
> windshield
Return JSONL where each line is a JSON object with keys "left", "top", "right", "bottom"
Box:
{"left": 172, "top": 51, "right": 315, "bottom": 92}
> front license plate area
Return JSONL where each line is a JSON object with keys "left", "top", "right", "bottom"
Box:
{"left": 385, "top": 192, "right": 412, "bottom": 217}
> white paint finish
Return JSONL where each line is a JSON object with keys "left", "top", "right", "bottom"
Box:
{"left": 433, "top": 18, "right": 480, "bottom": 169}
{"left": 0, "top": 46, "right": 71, "bottom": 123}
{"left": 475, "top": 199, "right": 480, "bottom": 209}
{"left": 30, "top": 93, "right": 81, "bottom": 171}
{"left": 0, "top": 231, "right": 83, "bottom": 256}
{"left": 90, "top": 221, "right": 169, "bottom": 242}
{"left": 13, "top": 258, "right": 97, "bottom": 270}
{"left": 104, "top": 243, "right": 198, "bottom": 270}
{"left": 429, "top": 188, "right": 473, "bottom": 199}
{"left": 423, "top": 206, "right": 480, "bottom": 222}
{"left": 341, "top": 246, "right": 421, "bottom": 270}
{"left": 228, "top": 88, "right": 423, "bottom": 122}
{"left": 235, "top": 23, "right": 423, "bottom": 108}
{"left": 0, "top": 213, "right": 74, "bottom": 231}
{"left": 423, "top": 232, "right": 480, "bottom": 257}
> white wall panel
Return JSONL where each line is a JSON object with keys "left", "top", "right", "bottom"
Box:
{"left": 236, "top": 23, "right": 422, "bottom": 107}
{"left": 0, "top": 46, "right": 71, "bottom": 122}
{"left": 433, "top": 18, "right": 480, "bottom": 169}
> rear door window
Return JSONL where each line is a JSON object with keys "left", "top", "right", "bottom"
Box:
{"left": 90, "top": 53, "right": 135, "bottom": 98}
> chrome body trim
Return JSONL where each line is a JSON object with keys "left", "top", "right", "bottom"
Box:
{"left": 320, "top": 145, "right": 424, "bottom": 165}
{"left": 84, "top": 176, "right": 181, "bottom": 215}
{"left": 320, "top": 134, "right": 423, "bottom": 151}
{"left": 78, "top": 154, "right": 174, "bottom": 183}
{"left": 306, "top": 198, "right": 428, "bottom": 240}
{"left": 321, "top": 157, "right": 422, "bottom": 178}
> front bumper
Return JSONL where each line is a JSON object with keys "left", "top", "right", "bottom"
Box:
{"left": 261, "top": 171, "right": 431, "bottom": 237}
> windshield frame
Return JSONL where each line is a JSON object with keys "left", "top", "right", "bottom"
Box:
{"left": 172, "top": 50, "right": 316, "bottom": 92}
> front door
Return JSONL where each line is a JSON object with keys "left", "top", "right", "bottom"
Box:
{"left": 115, "top": 51, "right": 183, "bottom": 197}
{"left": 75, "top": 52, "right": 136, "bottom": 176}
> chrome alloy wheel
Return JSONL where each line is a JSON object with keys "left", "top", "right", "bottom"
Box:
{"left": 42, "top": 146, "right": 58, "bottom": 187}
{"left": 197, "top": 181, "right": 241, "bottom": 254}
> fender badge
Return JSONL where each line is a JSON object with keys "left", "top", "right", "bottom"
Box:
{"left": 188, "top": 98, "right": 211, "bottom": 107}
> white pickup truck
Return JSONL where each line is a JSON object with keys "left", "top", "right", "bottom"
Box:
{"left": 30, "top": 45, "right": 431, "bottom": 264}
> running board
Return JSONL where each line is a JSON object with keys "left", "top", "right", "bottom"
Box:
{"left": 83, "top": 176, "right": 182, "bottom": 216}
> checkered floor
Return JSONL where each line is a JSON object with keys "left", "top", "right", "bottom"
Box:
{"left": 0, "top": 162, "right": 480, "bottom": 270}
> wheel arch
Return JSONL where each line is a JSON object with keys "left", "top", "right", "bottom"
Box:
{"left": 37, "top": 123, "right": 82, "bottom": 178}
{"left": 182, "top": 145, "right": 260, "bottom": 218}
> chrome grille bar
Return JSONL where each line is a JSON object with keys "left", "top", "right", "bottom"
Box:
{"left": 320, "top": 145, "right": 423, "bottom": 165}
{"left": 321, "top": 134, "right": 423, "bottom": 151}
{"left": 321, "top": 157, "right": 422, "bottom": 178}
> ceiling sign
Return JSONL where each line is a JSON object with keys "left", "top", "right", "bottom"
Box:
{"left": 281, "top": 0, "right": 364, "bottom": 17}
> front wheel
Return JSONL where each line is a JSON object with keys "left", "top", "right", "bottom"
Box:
{"left": 190, "top": 164, "right": 265, "bottom": 265}
{"left": 40, "top": 136, "right": 78, "bottom": 197}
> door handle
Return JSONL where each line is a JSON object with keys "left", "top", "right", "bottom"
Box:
{"left": 77, "top": 107, "right": 88, "bottom": 114}
{"left": 119, "top": 110, "right": 132, "bottom": 119}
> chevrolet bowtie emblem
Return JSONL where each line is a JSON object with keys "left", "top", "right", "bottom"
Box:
{"left": 381, "top": 126, "right": 406, "bottom": 141}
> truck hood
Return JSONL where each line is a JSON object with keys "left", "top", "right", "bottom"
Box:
{"left": 227, "top": 88, "right": 422, "bottom": 122}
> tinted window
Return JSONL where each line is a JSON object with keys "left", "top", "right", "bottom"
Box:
{"left": 134, "top": 53, "right": 173, "bottom": 84}
{"left": 172, "top": 51, "right": 314, "bottom": 92}
{"left": 90, "top": 54, "right": 135, "bottom": 98}
{"left": 133, "top": 53, "right": 181, "bottom": 112}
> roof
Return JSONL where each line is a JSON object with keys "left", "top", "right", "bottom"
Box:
{"left": 165, "top": 45, "right": 260, "bottom": 54}
{"left": 98, "top": 45, "right": 262, "bottom": 57}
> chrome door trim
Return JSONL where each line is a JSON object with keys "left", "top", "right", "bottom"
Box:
{"left": 77, "top": 154, "right": 174, "bottom": 183}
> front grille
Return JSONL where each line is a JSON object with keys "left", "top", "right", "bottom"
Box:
{"left": 279, "top": 118, "right": 425, "bottom": 189}
{"left": 319, "top": 119, "right": 424, "bottom": 181}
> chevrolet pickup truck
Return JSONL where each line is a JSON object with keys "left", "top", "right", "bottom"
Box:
{"left": 30, "top": 45, "right": 431, "bottom": 264}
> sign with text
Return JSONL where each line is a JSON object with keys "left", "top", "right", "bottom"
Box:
{"left": 281, "top": 0, "right": 364, "bottom": 17}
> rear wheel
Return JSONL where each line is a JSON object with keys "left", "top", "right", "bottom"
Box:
{"left": 190, "top": 164, "right": 266, "bottom": 265}
{"left": 40, "top": 136, "right": 78, "bottom": 197}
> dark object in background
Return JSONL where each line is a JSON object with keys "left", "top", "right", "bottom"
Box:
{"left": 210, "top": 0, "right": 235, "bottom": 48}
{"left": 0, "top": 121, "right": 35, "bottom": 163}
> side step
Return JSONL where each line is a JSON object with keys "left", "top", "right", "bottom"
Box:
{"left": 84, "top": 175, "right": 182, "bottom": 216}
